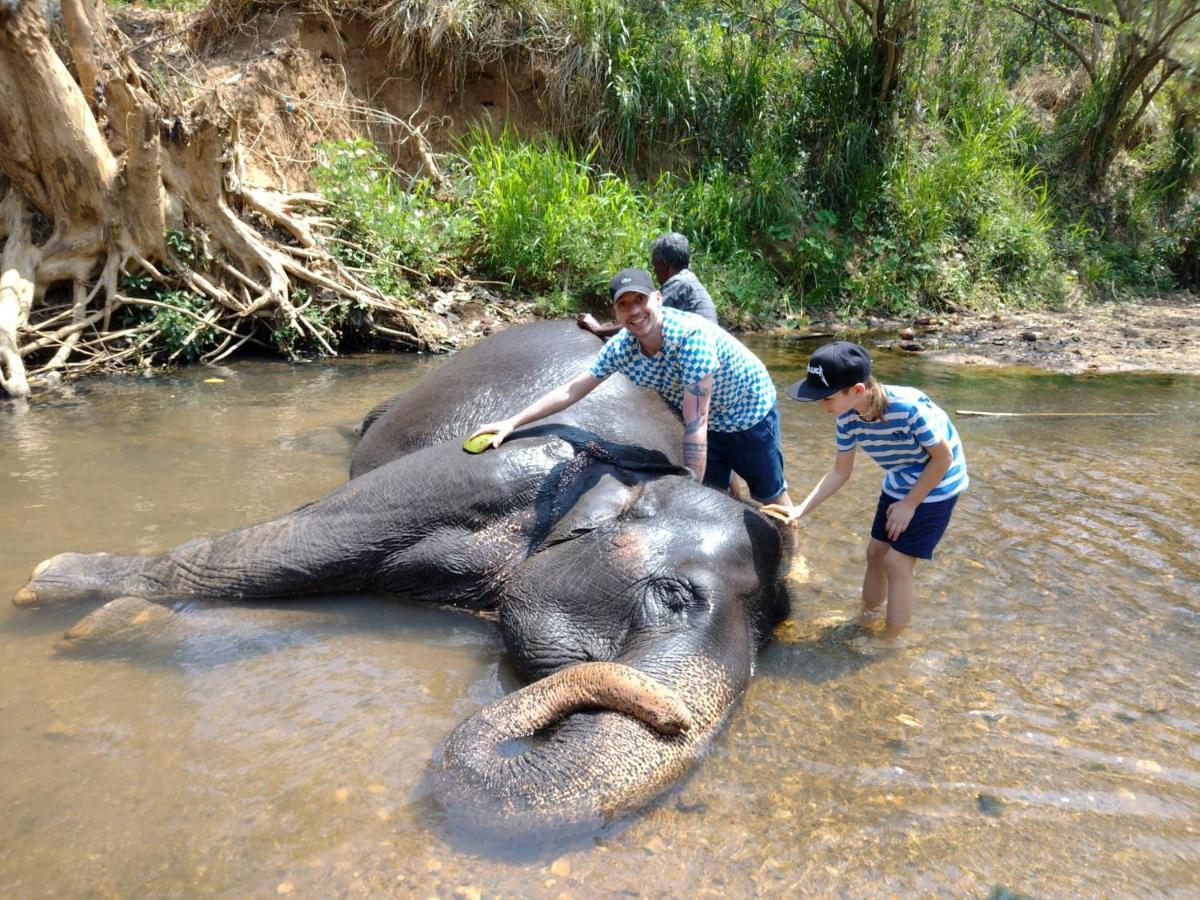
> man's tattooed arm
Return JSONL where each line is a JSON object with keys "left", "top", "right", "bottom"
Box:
{"left": 681, "top": 374, "right": 714, "bottom": 481}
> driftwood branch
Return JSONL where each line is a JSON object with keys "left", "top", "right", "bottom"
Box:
{"left": 955, "top": 410, "right": 1167, "bottom": 418}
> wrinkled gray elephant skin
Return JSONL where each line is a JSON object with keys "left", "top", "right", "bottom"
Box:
{"left": 15, "top": 321, "right": 794, "bottom": 833}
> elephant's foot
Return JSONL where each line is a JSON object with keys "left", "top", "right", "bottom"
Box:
{"left": 13, "top": 552, "right": 121, "bottom": 608}
{"left": 55, "top": 595, "right": 173, "bottom": 653}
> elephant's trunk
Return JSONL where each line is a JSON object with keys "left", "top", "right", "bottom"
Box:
{"left": 453, "top": 662, "right": 693, "bottom": 742}
{"left": 436, "top": 657, "right": 738, "bottom": 833}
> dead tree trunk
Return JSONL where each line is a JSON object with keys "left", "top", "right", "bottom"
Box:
{"left": 0, "top": 0, "right": 446, "bottom": 400}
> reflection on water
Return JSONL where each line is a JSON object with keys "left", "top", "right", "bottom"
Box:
{"left": 1, "top": 341, "right": 1197, "bottom": 897}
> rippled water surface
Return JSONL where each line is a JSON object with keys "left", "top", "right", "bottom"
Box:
{"left": 1, "top": 338, "right": 1197, "bottom": 897}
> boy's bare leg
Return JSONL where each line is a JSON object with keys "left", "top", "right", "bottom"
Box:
{"left": 881, "top": 548, "right": 919, "bottom": 638}
{"left": 857, "top": 538, "right": 890, "bottom": 629}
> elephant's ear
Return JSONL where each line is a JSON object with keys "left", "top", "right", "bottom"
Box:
{"left": 540, "top": 473, "right": 642, "bottom": 548}
{"left": 355, "top": 393, "right": 404, "bottom": 437}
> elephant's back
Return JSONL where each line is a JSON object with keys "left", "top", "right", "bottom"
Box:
{"left": 351, "top": 321, "right": 682, "bottom": 478}
{"left": 356, "top": 322, "right": 594, "bottom": 431}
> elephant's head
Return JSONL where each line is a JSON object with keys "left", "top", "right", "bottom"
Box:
{"left": 436, "top": 473, "right": 793, "bottom": 832}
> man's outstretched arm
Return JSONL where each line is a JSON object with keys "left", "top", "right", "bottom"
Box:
{"left": 469, "top": 371, "right": 605, "bottom": 448}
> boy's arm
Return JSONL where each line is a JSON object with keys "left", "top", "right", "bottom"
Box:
{"left": 469, "top": 371, "right": 604, "bottom": 448}
{"left": 884, "top": 439, "right": 952, "bottom": 538}
{"left": 763, "top": 449, "right": 855, "bottom": 522}
{"left": 680, "top": 374, "right": 714, "bottom": 481}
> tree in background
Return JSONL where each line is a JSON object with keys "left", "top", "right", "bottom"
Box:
{"left": 1001, "top": 0, "right": 1200, "bottom": 188}
{"left": 0, "top": 0, "right": 444, "bottom": 399}
{"left": 792, "top": 0, "right": 920, "bottom": 105}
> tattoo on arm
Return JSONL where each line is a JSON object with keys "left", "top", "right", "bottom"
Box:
{"left": 684, "top": 378, "right": 712, "bottom": 436}
{"left": 682, "top": 375, "right": 712, "bottom": 474}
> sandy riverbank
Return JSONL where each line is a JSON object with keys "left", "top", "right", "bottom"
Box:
{"left": 852, "top": 293, "right": 1200, "bottom": 375}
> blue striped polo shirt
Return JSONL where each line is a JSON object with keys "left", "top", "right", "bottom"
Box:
{"left": 835, "top": 385, "right": 968, "bottom": 503}
{"left": 589, "top": 307, "right": 775, "bottom": 432}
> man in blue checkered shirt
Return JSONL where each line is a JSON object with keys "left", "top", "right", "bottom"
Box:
{"left": 578, "top": 232, "right": 719, "bottom": 337}
{"left": 470, "top": 268, "right": 794, "bottom": 507}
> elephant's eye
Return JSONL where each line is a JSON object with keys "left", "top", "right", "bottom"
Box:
{"left": 637, "top": 576, "right": 701, "bottom": 625}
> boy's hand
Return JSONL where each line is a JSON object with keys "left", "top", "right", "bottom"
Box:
{"left": 760, "top": 504, "right": 801, "bottom": 525}
{"left": 885, "top": 499, "right": 916, "bottom": 540}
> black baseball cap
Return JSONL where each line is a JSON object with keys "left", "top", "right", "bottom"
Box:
{"left": 609, "top": 267, "right": 657, "bottom": 302}
{"left": 786, "top": 341, "right": 872, "bottom": 401}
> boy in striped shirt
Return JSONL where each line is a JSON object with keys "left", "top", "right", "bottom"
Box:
{"left": 763, "top": 342, "right": 967, "bottom": 639}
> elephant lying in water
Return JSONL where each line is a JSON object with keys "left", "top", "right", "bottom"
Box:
{"left": 14, "top": 321, "right": 794, "bottom": 832}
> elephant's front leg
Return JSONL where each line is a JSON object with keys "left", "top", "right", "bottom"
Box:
{"left": 14, "top": 442, "right": 550, "bottom": 610}
{"left": 15, "top": 514, "right": 361, "bottom": 608}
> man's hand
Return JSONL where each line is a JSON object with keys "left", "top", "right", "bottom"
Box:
{"left": 885, "top": 499, "right": 917, "bottom": 540}
{"left": 467, "top": 419, "right": 516, "bottom": 450}
{"left": 577, "top": 313, "right": 600, "bottom": 334}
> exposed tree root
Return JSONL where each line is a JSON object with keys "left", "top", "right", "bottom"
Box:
{"left": 0, "top": 0, "right": 449, "bottom": 400}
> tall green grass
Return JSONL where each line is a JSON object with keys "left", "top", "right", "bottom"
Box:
{"left": 460, "top": 127, "right": 669, "bottom": 309}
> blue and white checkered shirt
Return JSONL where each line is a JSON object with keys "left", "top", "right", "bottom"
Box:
{"left": 835, "top": 385, "right": 968, "bottom": 502}
{"left": 589, "top": 307, "right": 776, "bottom": 432}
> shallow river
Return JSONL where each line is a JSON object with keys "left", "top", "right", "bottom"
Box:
{"left": 1, "top": 336, "right": 1197, "bottom": 897}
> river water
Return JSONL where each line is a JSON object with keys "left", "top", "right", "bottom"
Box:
{"left": 1, "top": 337, "right": 1197, "bottom": 897}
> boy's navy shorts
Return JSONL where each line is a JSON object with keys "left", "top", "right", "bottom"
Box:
{"left": 702, "top": 406, "right": 787, "bottom": 502}
{"left": 870, "top": 492, "right": 959, "bottom": 560}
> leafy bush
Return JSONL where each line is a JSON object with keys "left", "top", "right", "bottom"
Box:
{"left": 313, "top": 139, "right": 475, "bottom": 298}
{"left": 306, "top": 0, "right": 1196, "bottom": 326}
{"left": 460, "top": 126, "right": 669, "bottom": 306}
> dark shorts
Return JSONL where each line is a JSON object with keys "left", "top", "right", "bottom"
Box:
{"left": 870, "top": 492, "right": 959, "bottom": 560}
{"left": 702, "top": 406, "right": 788, "bottom": 502}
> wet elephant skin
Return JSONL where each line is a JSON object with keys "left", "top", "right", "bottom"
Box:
{"left": 15, "top": 321, "right": 794, "bottom": 833}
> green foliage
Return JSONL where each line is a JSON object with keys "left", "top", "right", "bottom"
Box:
{"left": 796, "top": 34, "right": 892, "bottom": 212}
{"left": 460, "top": 126, "right": 668, "bottom": 305}
{"left": 165, "top": 229, "right": 197, "bottom": 267}
{"left": 271, "top": 290, "right": 351, "bottom": 358}
{"left": 152, "top": 291, "right": 220, "bottom": 361}
{"left": 313, "top": 139, "right": 474, "bottom": 298}
{"left": 305, "top": 0, "right": 1196, "bottom": 328}
{"left": 117, "top": 272, "right": 222, "bottom": 362}
{"left": 879, "top": 83, "right": 1060, "bottom": 307}
{"left": 693, "top": 249, "right": 793, "bottom": 324}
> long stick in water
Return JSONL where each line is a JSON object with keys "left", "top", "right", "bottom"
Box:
{"left": 955, "top": 410, "right": 1166, "bottom": 418}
